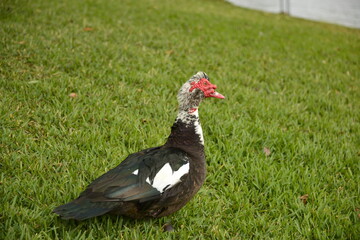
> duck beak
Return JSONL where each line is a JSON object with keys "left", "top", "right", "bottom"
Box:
{"left": 206, "top": 83, "right": 225, "bottom": 99}
{"left": 209, "top": 91, "right": 225, "bottom": 99}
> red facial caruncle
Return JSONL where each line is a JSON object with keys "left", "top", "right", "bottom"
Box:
{"left": 189, "top": 78, "right": 225, "bottom": 99}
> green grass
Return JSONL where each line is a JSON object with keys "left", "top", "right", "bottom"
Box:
{"left": 1, "top": 0, "right": 359, "bottom": 239}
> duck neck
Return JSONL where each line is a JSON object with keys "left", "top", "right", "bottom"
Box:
{"left": 165, "top": 108, "right": 204, "bottom": 152}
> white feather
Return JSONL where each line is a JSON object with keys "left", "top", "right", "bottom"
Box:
{"left": 194, "top": 121, "right": 204, "bottom": 145}
{"left": 193, "top": 110, "right": 204, "bottom": 145}
{"left": 148, "top": 162, "right": 190, "bottom": 192}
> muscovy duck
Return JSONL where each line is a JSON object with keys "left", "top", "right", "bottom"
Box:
{"left": 53, "top": 72, "right": 225, "bottom": 220}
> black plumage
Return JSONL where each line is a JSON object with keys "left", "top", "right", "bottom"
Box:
{"left": 53, "top": 72, "right": 224, "bottom": 220}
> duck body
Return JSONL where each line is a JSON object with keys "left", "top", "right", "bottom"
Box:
{"left": 53, "top": 72, "right": 224, "bottom": 220}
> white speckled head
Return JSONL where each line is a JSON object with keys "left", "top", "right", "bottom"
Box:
{"left": 178, "top": 72, "right": 207, "bottom": 111}
{"left": 177, "top": 72, "right": 224, "bottom": 112}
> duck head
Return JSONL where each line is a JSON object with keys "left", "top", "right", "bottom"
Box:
{"left": 178, "top": 72, "right": 225, "bottom": 112}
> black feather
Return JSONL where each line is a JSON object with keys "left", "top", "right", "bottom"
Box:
{"left": 53, "top": 147, "right": 191, "bottom": 219}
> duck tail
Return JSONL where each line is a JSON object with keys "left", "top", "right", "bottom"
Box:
{"left": 53, "top": 198, "right": 116, "bottom": 220}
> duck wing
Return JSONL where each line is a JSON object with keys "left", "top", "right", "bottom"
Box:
{"left": 85, "top": 146, "right": 190, "bottom": 203}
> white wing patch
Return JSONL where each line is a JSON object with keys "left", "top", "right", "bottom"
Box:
{"left": 146, "top": 162, "right": 190, "bottom": 193}
{"left": 132, "top": 169, "right": 139, "bottom": 175}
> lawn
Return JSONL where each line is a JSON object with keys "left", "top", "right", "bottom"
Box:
{"left": 1, "top": 0, "right": 359, "bottom": 239}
